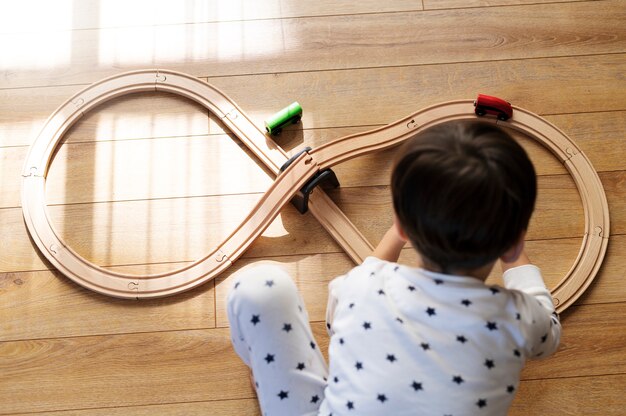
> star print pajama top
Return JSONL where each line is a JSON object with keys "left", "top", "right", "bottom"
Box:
{"left": 321, "top": 257, "right": 561, "bottom": 415}
{"left": 227, "top": 257, "right": 561, "bottom": 416}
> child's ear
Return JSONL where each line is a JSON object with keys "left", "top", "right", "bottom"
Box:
{"left": 500, "top": 231, "right": 526, "bottom": 263}
{"left": 393, "top": 215, "right": 409, "bottom": 242}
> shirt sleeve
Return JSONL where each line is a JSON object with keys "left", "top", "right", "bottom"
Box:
{"left": 503, "top": 264, "right": 562, "bottom": 359}
{"left": 325, "top": 257, "right": 385, "bottom": 336}
{"left": 325, "top": 275, "right": 345, "bottom": 336}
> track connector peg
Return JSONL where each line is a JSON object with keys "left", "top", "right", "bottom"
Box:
{"left": 280, "top": 147, "right": 340, "bottom": 214}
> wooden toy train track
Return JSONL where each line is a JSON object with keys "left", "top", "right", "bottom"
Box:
{"left": 21, "top": 69, "right": 609, "bottom": 312}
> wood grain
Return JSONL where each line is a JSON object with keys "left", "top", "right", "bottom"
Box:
{"left": 213, "top": 235, "right": 625, "bottom": 328}
{"left": 0, "top": 0, "right": 423, "bottom": 34}
{"left": 1, "top": 1, "right": 623, "bottom": 88}
{"left": 3, "top": 169, "right": 623, "bottom": 278}
{"left": 44, "top": 134, "right": 274, "bottom": 205}
{"left": 2, "top": 233, "right": 623, "bottom": 343}
{"left": 7, "top": 374, "right": 624, "bottom": 416}
{"left": 325, "top": 174, "right": 586, "bottom": 241}
{"left": 2, "top": 54, "right": 623, "bottom": 148}
{"left": 5, "top": 399, "right": 262, "bottom": 416}
{"left": 1, "top": 1, "right": 624, "bottom": 414}
{"left": 1, "top": 105, "right": 622, "bottom": 218}
{"left": 0, "top": 304, "right": 622, "bottom": 414}
{"left": 574, "top": 234, "right": 626, "bottom": 306}
{"left": 0, "top": 263, "right": 212, "bottom": 342}
{"left": 0, "top": 329, "right": 251, "bottom": 414}
{"left": 425, "top": 0, "right": 591, "bottom": 10}
{"left": 0, "top": 87, "right": 209, "bottom": 148}
{"left": 206, "top": 54, "right": 626, "bottom": 131}
{"left": 522, "top": 303, "right": 626, "bottom": 379}
{"left": 544, "top": 111, "right": 626, "bottom": 173}
{"left": 510, "top": 373, "right": 626, "bottom": 416}
{"left": 0, "top": 99, "right": 616, "bottom": 209}
{"left": 0, "top": 170, "right": 603, "bottom": 273}
{"left": 0, "top": 85, "right": 83, "bottom": 147}
{"left": 599, "top": 170, "right": 626, "bottom": 233}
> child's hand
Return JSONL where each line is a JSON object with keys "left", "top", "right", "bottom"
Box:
{"left": 371, "top": 222, "right": 408, "bottom": 263}
{"left": 500, "top": 250, "right": 532, "bottom": 274}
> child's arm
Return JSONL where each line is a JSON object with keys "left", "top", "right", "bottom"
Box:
{"left": 371, "top": 224, "right": 407, "bottom": 263}
{"left": 501, "top": 251, "right": 562, "bottom": 359}
{"left": 500, "top": 250, "right": 531, "bottom": 274}
{"left": 501, "top": 251, "right": 553, "bottom": 312}
{"left": 327, "top": 223, "right": 406, "bottom": 335}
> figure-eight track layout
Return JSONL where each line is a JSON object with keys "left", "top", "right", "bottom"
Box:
{"left": 22, "top": 69, "right": 609, "bottom": 313}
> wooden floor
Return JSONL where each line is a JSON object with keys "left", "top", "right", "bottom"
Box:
{"left": 1, "top": 0, "right": 625, "bottom": 414}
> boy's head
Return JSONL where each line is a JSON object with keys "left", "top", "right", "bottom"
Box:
{"left": 391, "top": 120, "right": 536, "bottom": 273}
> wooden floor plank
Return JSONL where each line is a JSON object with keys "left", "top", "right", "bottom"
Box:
{"left": 2, "top": 55, "right": 623, "bottom": 152}
{"left": 1, "top": 1, "right": 623, "bottom": 88}
{"left": 510, "top": 373, "right": 626, "bottom": 416}
{"left": 0, "top": 120, "right": 571, "bottom": 210}
{"left": 4, "top": 230, "right": 621, "bottom": 342}
{"left": 2, "top": 170, "right": 610, "bottom": 273}
{"left": 5, "top": 399, "right": 262, "bottom": 416}
{"left": 1, "top": 2, "right": 624, "bottom": 414}
{"left": 544, "top": 111, "right": 626, "bottom": 173}
{"left": 3, "top": 108, "right": 622, "bottom": 210}
{"left": 45, "top": 193, "right": 280, "bottom": 267}
{"left": 0, "top": 231, "right": 619, "bottom": 342}
{"left": 0, "top": 0, "right": 423, "bottom": 34}
{"left": 0, "top": 208, "right": 49, "bottom": 273}
{"left": 43, "top": 134, "right": 274, "bottom": 206}
{"left": 0, "top": 329, "right": 251, "bottom": 414}
{"left": 60, "top": 91, "right": 212, "bottom": 144}
{"left": 0, "top": 85, "right": 84, "bottom": 148}
{"left": 206, "top": 54, "right": 626, "bottom": 131}
{"left": 0, "top": 263, "right": 213, "bottom": 342}
{"left": 3, "top": 62, "right": 625, "bottom": 152}
{"left": 10, "top": 373, "right": 624, "bottom": 416}
{"left": 3, "top": 168, "right": 623, "bottom": 277}
{"left": 426, "top": 0, "right": 592, "bottom": 10}
{"left": 0, "top": 197, "right": 339, "bottom": 273}
{"left": 0, "top": 303, "right": 622, "bottom": 414}
{"left": 0, "top": 88, "right": 210, "bottom": 148}
{"left": 9, "top": 373, "right": 622, "bottom": 416}
{"left": 0, "top": 104, "right": 606, "bottom": 211}
{"left": 521, "top": 303, "right": 626, "bottom": 379}
{"left": 574, "top": 235, "right": 626, "bottom": 306}
{"left": 213, "top": 235, "right": 625, "bottom": 327}
{"left": 3, "top": 231, "right": 622, "bottom": 342}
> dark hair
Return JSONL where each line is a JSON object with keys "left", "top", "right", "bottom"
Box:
{"left": 391, "top": 120, "right": 536, "bottom": 273}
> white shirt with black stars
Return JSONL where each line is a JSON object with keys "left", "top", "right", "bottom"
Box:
{"left": 319, "top": 257, "right": 561, "bottom": 416}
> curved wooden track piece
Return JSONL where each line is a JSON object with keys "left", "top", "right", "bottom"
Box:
{"left": 22, "top": 70, "right": 609, "bottom": 312}
{"left": 21, "top": 70, "right": 372, "bottom": 298}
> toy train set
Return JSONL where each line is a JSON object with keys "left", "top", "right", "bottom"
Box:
{"left": 21, "top": 70, "right": 609, "bottom": 313}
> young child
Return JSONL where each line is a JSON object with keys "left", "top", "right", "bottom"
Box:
{"left": 227, "top": 120, "right": 562, "bottom": 415}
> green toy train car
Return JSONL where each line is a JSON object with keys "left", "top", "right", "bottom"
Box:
{"left": 265, "top": 102, "right": 302, "bottom": 135}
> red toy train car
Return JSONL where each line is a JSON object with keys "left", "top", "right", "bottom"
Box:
{"left": 474, "top": 94, "right": 513, "bottom": 121}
